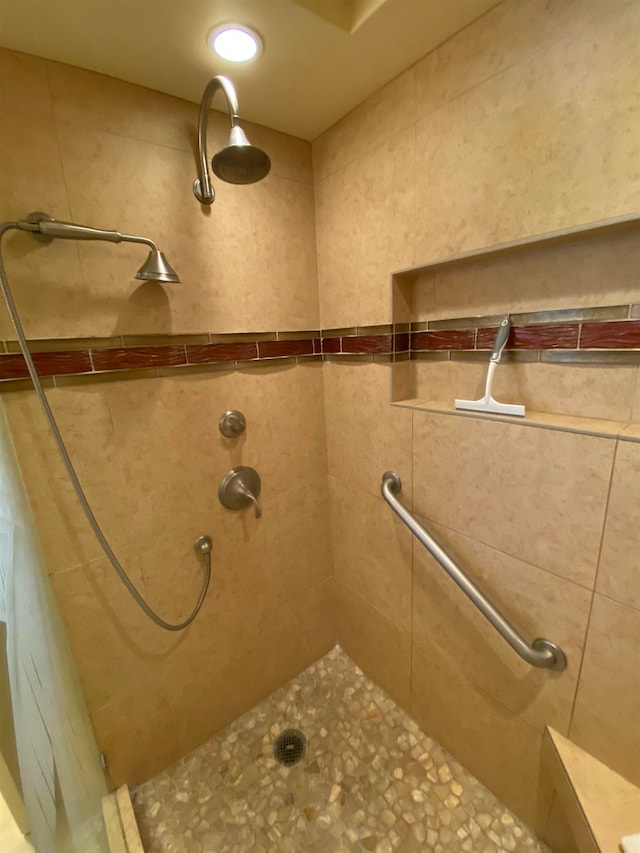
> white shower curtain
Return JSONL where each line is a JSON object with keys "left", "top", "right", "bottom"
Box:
{"left": 0, "top": 399, "right": 108, "bottom": 853}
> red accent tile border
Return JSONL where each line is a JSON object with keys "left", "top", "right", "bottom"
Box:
{"left": 476, "top": 323, "right": 579, "bottom": 350}
{"left": 412, "top": 330, "right": 475, "bottom": 351}
{"left": 186, "top": 342, "right": 258, "bottom": 364}
{"left": 394, "top": 333, "right": 410, "bottom": 352}
{"left": 92, "top": 346, "right": 186, "bottom": 371}
{"left": 0, "top": 350, "right": 92, "bottom": 380}
{"left": 322, "top": 337, "right": 341, "bottom": 354}
{"left": 580, "top": 320, "right": 640, "bottom": 349}
{"left": 258, "top": 339, "right": 314, "bottom": 358}
{"left": 341, "top": 334, "right": 393, "bottom": 354}
{"left": 0, "top": 309, "right": 638, "bottom": 385}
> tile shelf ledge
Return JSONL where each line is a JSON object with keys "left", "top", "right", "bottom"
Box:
{"left": 392, "top": 398, "right": 640, "bottom": 443}
{"left": 539, "top": 727, "right": 640, "bottom": 853}
{"left": 392, "top": 212, "right": 640, "bottom": 278}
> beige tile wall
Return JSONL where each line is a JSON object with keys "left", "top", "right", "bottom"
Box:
{"left": 0, "top": 49, "right": 319, "bottom": 339}
{"left": 2, "top": 364, "right": 334, "bottom": 786}
{"left": 314, "top": 0, "right": 640, "bottom": 330}
{"left": 314, "top": 0, "right": 640, "bottom": 836}
{"left": 0, "top": 46, "right": 333, "bottom": 786}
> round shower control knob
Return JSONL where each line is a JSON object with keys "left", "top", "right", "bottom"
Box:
{"left": 219, "top": 410, "right": 246, "bottom": 438}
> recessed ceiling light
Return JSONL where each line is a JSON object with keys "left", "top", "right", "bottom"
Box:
{"left": 207, "top": 24, "right": 263, "bottom": 63}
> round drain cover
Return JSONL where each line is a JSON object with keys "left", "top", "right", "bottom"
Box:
{"left": 274, "top": 729, "right": 307, "bottom": 766}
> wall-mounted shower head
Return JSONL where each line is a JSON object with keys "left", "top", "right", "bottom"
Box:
{"left": 193, "top": 75, "right": 271, "bottom": 204}
{"left": 135, "top": 249, "right": 180, "bottom": 283}
{"left": 18, "top": 213, "right": 180, "bottom": 283}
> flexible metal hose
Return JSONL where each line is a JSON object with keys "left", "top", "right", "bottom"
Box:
{"left": 0, "top": 222, "right": 210, "bottom": 630}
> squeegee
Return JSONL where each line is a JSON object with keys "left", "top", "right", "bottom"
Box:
{"left": 455, "top": 315, "right": 525, "bottom": 417}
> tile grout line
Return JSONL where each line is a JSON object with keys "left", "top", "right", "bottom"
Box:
{"left": 409, "top": 407, "right": 415, "bottom": 714}
{"left": 565, "top": 438, "right": 620, "bottom": 736}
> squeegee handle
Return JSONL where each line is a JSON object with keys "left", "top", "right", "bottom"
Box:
{"left": 490, "top": 316, "right": 512, "bottom": 363}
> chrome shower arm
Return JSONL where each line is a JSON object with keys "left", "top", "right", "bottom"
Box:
{"left": 18, "top": 214, "right": 158, "bottom": 251}
{"left": 194, "top": 75, "right": 241, "bottom": 204}
{"left": 16, "top": 212, "right": 179, "bottom": 284}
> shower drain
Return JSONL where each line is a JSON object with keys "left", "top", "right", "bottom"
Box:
{"left": 273, "top": 729, "right": 307, "bottom": 766}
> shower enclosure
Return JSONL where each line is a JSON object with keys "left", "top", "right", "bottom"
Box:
{"left": 1, "top": 2, "right": 639, "bottom": 847}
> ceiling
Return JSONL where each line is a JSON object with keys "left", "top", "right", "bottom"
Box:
{"left": 0, "top": 0, "right": 499, "bottom": 140}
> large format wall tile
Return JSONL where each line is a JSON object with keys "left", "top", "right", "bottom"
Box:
{"left": 52, "top": 472, "right": 334, "bottom": 781}
{"left": 54, "top": 121, "right": 255, "bottom": 336}
{"left": 4, "top": 358, "right": 333, "bottom": 784}
{"left": 101, "top": 364, "right": 328, "bottom": 542}
{"left": 412, "top": 517, "right": 591, "bottom": 734}
{"left": 0, "top": 48, "right": 51, "bottom": 118}
{"left": 412, "top": 411, "right": 615, "bottom": 588}
{"left": 412, "top": 225, "right": 640, "bottom": 319}
{"left": 312, "top": 0, "right": 640, "bottom": 835}
{"left": 48, "top": 60, "right": 199, "bottom": 153}
{"left": 90, "top": 685, "right": 183, "bottom": 787}
{"left": 413, "top": 1, "right": 640, "bottom": 261}
{"left": 323, "top": 361, "right": 412, "bottom": 500}
{"left": 165, "top": 578, "right": 335, "bottom": 763}
{"left": 415, "top": 0, "right": 620, "bottom": 121}
{"left": 414, "top": 360, "right": 639, "bottom": 423}
{"left": 250, "top": 177, "right": 320, "bottom": 331}
{"left": 313, "top": 67, "right": 416, "bottom": 184}
{"left": 3, "top": 387, "right": 137, "bottom": 571}
{"left": 597, "top": 440, "right": 640, "bottom": 610}
{"left": 329, "top": 475, "right": 412, "bottom": 632}
{"left": 569, "top": 594, "right": 640, "bottom": 786}
{"left": 412, "top": 640, "right": 544, "bottom": 828}
{"left": 50, "top": 554, "right": 172, "bottom": 714}
{"left": 315, "top": 128, "right": 416, "bottom": 329}
{"left": 0, "top": 108, "right": 89, "bottom": 341}
{"left": 336, "top": 582, "right": 411, "bottom": 712}
{"left": 0, "top": 48, "right": 319, "bottom": 341}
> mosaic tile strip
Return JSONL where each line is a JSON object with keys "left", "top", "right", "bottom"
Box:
{"left": 342, "top": 334, "right": 393, "bottom": 354}
{"left": 476, "top": 323, "right": 579, "bottom": 350}
{"left": 0, "top": 349, "right": 92, "bottom": 380}
{"left": 0, "top": 303, "right": 638, "bottom": 385}
{"left": 132, "top": 646, "right": 550, "bottom": 853}
{"left": 258, "top": 339, "right": 314, "bottom": 359}
{"left": 580, "top": 319, "right": 640, "bottom": 349}
{"left": 394, "top": 333, "right": 410, "bottom": 353}
{"left": 412, "top": 330, "right": 475, "bottom": 351}
{"left": 186, "top": 342, "right": 258, "bottom": 364}
{"left": 92, "top": 346, "right": 186, "bottom": 371}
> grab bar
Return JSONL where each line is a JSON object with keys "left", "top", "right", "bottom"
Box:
{"left": 381, "top": 472, "right": 567, "bottom": 671}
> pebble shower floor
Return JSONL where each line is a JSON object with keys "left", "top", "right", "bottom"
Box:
{"left": 132, "top": 647, "right": 551, "bottom": 853}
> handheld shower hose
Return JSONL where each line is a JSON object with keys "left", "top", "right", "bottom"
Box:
{"left": 0, "top": 218, "right": 211, "bottom": 631}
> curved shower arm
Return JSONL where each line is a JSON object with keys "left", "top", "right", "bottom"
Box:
{"left": 194, "top": 75, "right": 241, "bottom": 204}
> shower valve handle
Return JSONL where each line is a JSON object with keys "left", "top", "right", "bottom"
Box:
{"left": 238, "top": 483, "right": 262, "bottom": 519}
{"left": 218, "top": 466, "right": 262, "bottom": 519}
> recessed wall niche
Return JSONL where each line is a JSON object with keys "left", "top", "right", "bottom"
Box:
{"left": 391, "top": 215, "right": 640, "bottom": 438}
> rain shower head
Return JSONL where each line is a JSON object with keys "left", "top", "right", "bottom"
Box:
{"left": 193, "top": 75, "right": 271, "bottom": 204}
{"left": 18, "top": 213, "right": 180, "bottom": 283}
{"left": 212, "top": 125, "right": 272, "bottom": 186}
